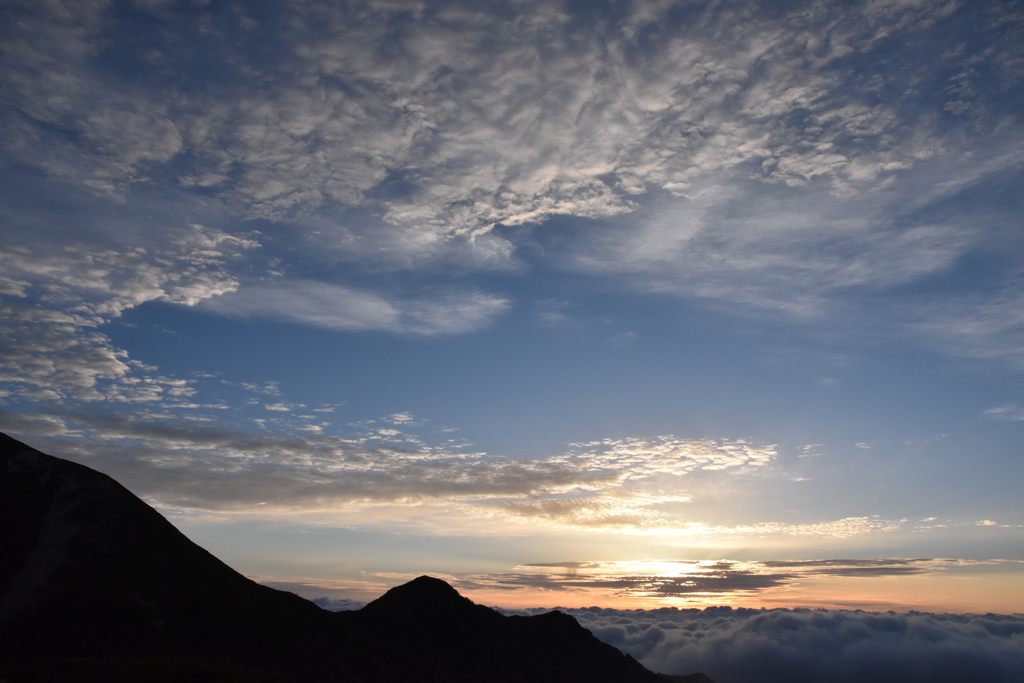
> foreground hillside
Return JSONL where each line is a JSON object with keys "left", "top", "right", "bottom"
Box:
{"left": 0, "top": 432, "right": 710, "bottom": 682}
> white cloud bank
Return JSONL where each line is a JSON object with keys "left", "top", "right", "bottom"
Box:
{"left": 570, "top": 606, "right": 1024, "bottom": 683}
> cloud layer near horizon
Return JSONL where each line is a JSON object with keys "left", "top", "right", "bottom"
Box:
{"left": 570, "top": 605, "right": 1024, "bottom": 683}
{"left": 297, "top": 580, "right": 1024, "bottom": 683}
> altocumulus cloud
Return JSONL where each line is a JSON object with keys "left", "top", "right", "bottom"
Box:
{"left": 0, "top": 409, "right": 905, "bottom": 539}
{"left": 3, "top": 409, "right": 932, "bottom": 543}
{"left": 562, "top": 606, "right": 1024, "bottom": 683}
{"left": 8, "top": 413, "right": 726, "bottom": 511}
{"left": 0, "top": 225, "right": 256, "bottom": 403}
{"left": 5, "top": 0, "right": 1020, "bottom": 247}
{"left": 3, "top": 0, "right": 1024, "bottom": 383}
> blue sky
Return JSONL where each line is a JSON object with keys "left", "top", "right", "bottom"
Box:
{"left": 2, "top": 0, "right": 1023, "bottom": 612}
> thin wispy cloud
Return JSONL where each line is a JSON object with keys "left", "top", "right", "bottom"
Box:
{"left": 201, "top": 281, "right": 510, "bottom": 335}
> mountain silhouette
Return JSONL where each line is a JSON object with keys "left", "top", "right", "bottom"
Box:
{"left": 0, "top": 432, "right": 713, "bottom": 682}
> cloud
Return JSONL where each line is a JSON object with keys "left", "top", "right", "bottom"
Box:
{"left": 0, "top": 411, "right": 78, "bottom": 438}
{"left": 570, "top": 179, "right": 978, "bottom": 317}
{"left": 913, "top": 289, "right": 1024, "bottom": 368}
{"left": 3, "top": 0, "right": 1023, "bottom": 370}
{"left": 985, "top": 404, "right": 1024, "bottom": 421}
{"left": 523, "top": 562, "right": 605, "bottom": 570}
{"left": 799, "top": 444, "right": 824, "bottom": 458}
{"left": 5, "top": 409, "right": 853, "bottom": 532}
{"left": 734, "top": 517, "right": 904, "bottom": 538}
{"left": 0, "top": 224, "right": 254, "bottom": 318}
{"left": 478, "top": 557, "right": 1024, "bottom": 678}
{"left": 471, "top": 561, "right": 793, "bottom": 599}
{"left": 564, "top": 605, "right": 1024, "bottom": 683}
{"left": 491, "top": 492, "right": 696, "bottom": 533}
{"left": 6, "top": 1, "right": 1014, "bottom": 244}
{"left": 199, "top": 281, "right": 509, "bottom": 335}
{"left": 311, "top": 597, "right": 366, "bottom": 612}
{"left": 0, "top": 0, "right": 1020, "bottom": 549}
{"left": 453, "top": 558, "right": 1021, "bottom": 607}
{"left": 76, "top": 420, "right": 714, "bottom": 518}
{"left": 553, "top": 437, "right": 777, "bottom": 477}
{"left": 0, "top": 225, "right": 256, "bottom": 402}
{"left": 5, "top": 411, "right": 920, "bottom": 544}
{"left": 758, "top": 558, "right": 932, "bottom": 576}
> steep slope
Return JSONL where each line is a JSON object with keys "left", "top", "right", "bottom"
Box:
{"left": 0, "top": 432, "right": 368, "bottom": 681}
{"left": 0, "top": 432, "right": 711, "bottom": 682}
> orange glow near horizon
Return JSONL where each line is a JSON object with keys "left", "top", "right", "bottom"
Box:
{"left": 261, "top": 558, "right": 1024, "bottom": 615}
{"left": 458, "top": 574, "right": 1024, "bottom": 614}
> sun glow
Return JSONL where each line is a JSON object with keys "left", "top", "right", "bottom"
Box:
{"left": 409, "top": 558, "right": 1024, "bottom": 612}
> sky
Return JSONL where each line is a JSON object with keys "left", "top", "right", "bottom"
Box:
{"left": 2, "top": 0, "right": 1024, "bottom": 629}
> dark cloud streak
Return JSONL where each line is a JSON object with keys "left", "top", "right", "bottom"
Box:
{"left": 455, "top": 558, "right": 1013, "bottom": 602}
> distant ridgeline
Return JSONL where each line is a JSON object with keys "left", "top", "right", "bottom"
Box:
{"left": 0, "top": 432, "right": 713, "bottom": 683}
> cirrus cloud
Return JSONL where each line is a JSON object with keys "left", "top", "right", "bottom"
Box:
{"left": 200, "top": 280, "right": 510, "bottom": 335}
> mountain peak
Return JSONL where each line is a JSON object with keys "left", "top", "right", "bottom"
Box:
{"left": 359, "top": 574, "right": 491, "bottom": 626}
{"left": 397, "top": 574, "right": 463, "bottom": 597}
{"left": 370, "top": 574, "right": 463, "bottom": 605}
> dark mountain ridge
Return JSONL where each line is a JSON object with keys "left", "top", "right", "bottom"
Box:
{"left": 0, "top": 433, "right": 712, "bottom": 682}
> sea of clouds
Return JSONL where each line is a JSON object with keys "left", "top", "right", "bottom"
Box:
{"left": 560, "top": 606, "right": 1024, "bottom": 683}
{"left": 314, "top": 596, "right": 1024, "bottom": 682}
